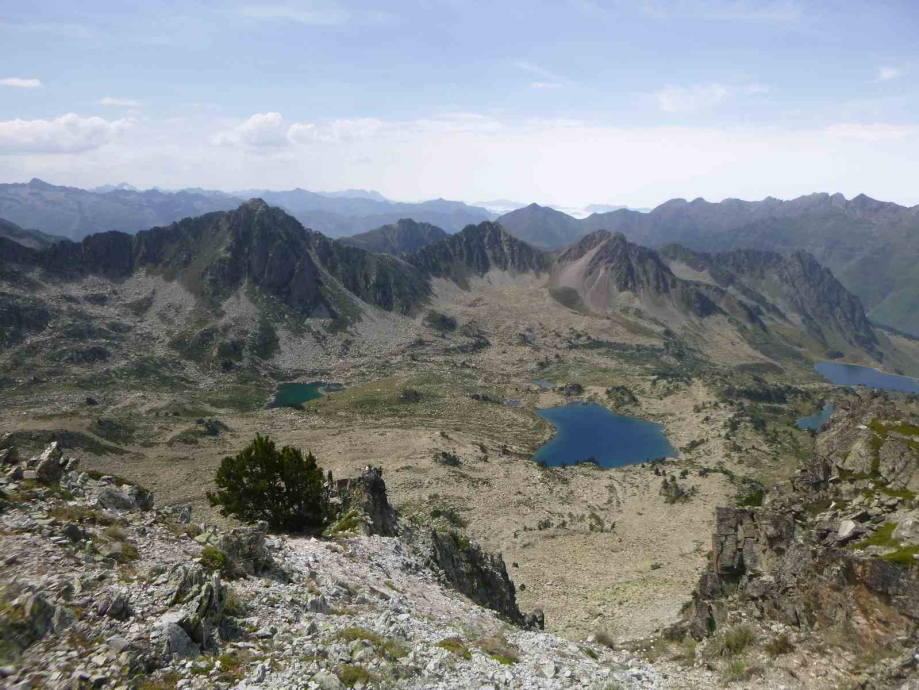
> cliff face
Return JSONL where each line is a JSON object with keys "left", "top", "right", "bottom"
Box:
{"left": 680, "top": 393, "right": 919, "bottom": 685}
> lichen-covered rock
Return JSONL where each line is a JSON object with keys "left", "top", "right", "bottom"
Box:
{"left": 878, "top": 438, "right": 919, "bottom": 489}
{"left": 178, "top": 571, "right": 226, "bottom": 647}
{"left": 892, "top": 511, "right": 919, "bottom": 545}
{"left": 218, "top": 522, "right": 271, "bottom": 578}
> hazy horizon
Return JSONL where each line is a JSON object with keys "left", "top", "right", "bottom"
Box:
{"left": 2, "top": 1, "right": 918, "bottom": 207}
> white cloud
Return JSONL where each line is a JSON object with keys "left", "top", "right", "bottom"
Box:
{"left": 101, "top": 97, "right": 141, "bottom": 107}
{"left": 237, "top": 4, "right": 392, "bottom": 27}
{"left": 656, "top": 83, "right": 728, "bottom": 113}
{"left": 744, "top": 84, "right": 770, "bottom": 95}
{"left": 0, "top": 77, "right": 42, "bottom": 89}
{"left": 532, "top": 82, "right": 563, "bottom": 89}
{"left": 701, "top": 1, "right": 803, "bottom": 23}
{"left": 0, "top": 114, "right": 132, "bottom": 154}
{"left": 878, "top": 66, "right": 901, "bottom": 81}
{"left": 213, "top": 112, "right": 291, "bottom": 148}
{"left": 826, "top": 123, "right": 916, "bottom": 142}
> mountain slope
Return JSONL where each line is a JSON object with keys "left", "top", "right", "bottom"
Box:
{"left": 0, "top": 217, "right": 61, "bottom": 250}
{"left": 495, "top": 203, "right": 585, "bottom": 248}
{"left": 338, "top": 219, "right": 449, "bottom": 255}
{"left": 0, "top": 179, "right": 243, "bottom": 241}
{"left": 659, "top": 245, "right": 877, "bottom": 351}
{"left": 552, "top": 231, "right": 725, "bottom": 320}
{"left": 407, "top": 221, "right": 552, "bottom": 287}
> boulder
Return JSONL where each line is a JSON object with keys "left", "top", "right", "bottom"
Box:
{"left": 878, "top": 439, "right": 919, "bottom": 489}
{"left": 161, "top": 622, "right": 200, "bottom": 660}
{"left": 96, "top": 487, "right": 136, "bottom": 511}
{"left": 219, "top": 522, "right": 271, "bottom": 577}
{"left": 892, "top": 511, "right": 919, "bottom": 545}
{"left": 0, "top": 447, "right": 18, "bottom": 465}
{"left": 306, "top": 595, "right": 330, "bottom": 614}
{"left": 837, "top": 519, "right": 860, "bottom": 543}
{"left": 34, "top": 444, "right": 63, "bottom": 485}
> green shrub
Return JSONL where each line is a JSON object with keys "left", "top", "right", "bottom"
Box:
{"left": 200, "top": 545, "right": 229, "bottom": 574}
{"left": 764, "top": 633, "right": 794, "bottom": 657}
{"left": 710, "top": 625, "right": 755, "bottom": 658}
{"left": 207, "top": 434, "right": 327, "bottom": 532}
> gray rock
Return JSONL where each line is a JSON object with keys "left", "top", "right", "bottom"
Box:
{"left": 540, "top": 660, "right": 557, "bottom": 678}
{"left": 0, "top": 447, "right": 18, "bottom": 465}
{"left": 34, "top": 443, "right": 63, "bottom": 484}
{"left": 162, "top": 622, "right": 200, "bottom": 660}
{"left": 96, "top": 487, "right": 136, "bottom": 511}
{"left": 313, "top": 670, "right": 344, "bottom": 690}
{"left": 837, "top": 519, "right": 859, "bottom": 542}
{"left": 307, "top": 595, "right": 330, "bottom": 614}
{"left": 101, "top": 542, "right": 125, "bottom": 562}
{"left": 892, "top": 511, "right": 919, "bottom": 545}
{"left": 61, "top": 523, "right": 86, "bottom": 542}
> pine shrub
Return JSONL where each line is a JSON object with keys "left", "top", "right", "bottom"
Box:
{"left": 207, "top": 434, "right": 326, "bottom": 532}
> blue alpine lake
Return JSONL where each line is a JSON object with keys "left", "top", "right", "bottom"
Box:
{"left": 268, "top": 382, "right": 343, "bottom": 408}
{"left": 796, "top": 404, "right": 835, "bottom": 432}
{"left": 533, "top": 403, "right": 678, "bottom": 469}
{"left": 535, "top": 378, "right": 553, "bottom": 389}
{"left": 814, "top": 362, "right": 919, "bottom": 394}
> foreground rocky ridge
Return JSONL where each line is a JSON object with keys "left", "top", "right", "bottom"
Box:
{"left": 679, "top": 392, "right": 919, "bottom": 689}
{"left": 0, "top": 440, "right": 726, "bottom": 690}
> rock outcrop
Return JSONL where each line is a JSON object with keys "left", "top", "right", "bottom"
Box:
{"left": 679, "top": 393, "right": 919, "bottom": 681}
{"left": 326, "top": 465, "right": 398, "bottom": 537}
{"left": 429, "top": 529, "right": 539, "bottom": 628}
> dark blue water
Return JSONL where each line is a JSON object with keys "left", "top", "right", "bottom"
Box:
{"left": 815, "top": 362, "right": 919, "bottom": 394}
{"left": 268, "top": 382, "right": 343, "bottom": 408}
{"left": 533, "top": 403, "right": 678, "bottom": 469}
{"left": 506, "top": 400, "right": 522, "bottom": 407}
{"left": 796, "top": 404, "right": 835, "bottom": 431}
{"left": 535, "top": 378, "right": 553, "bottom": 389}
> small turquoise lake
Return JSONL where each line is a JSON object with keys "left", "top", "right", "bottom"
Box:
{"left": 533, "top": 403, "right": 678, "bottom": 469}
{"left": 796, "top": 404, "right": 835, "bottom": 432}
{"left": 815, "top": 362, "right": 919, "bottom": 394}
{"left": 268, "top": 382, "right": 343, "bottom": 408}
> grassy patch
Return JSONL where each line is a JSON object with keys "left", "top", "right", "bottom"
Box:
{"left": 49, "top": 505, "right": 124, "bottom": 527}
{"left": 709, "top": 625, "right": 755, "bottom": 658}
{"left": 479, "top": 635, "right": 519, "bottom": 665}
{"left": 765, "top": 633, "right": 794, "bottom": 657}
{"left": 337, "top": 664, "right": 372, "bottom": 688}
{"left": 850, "top": 522, "right": 898, "bottom": 550}
{"left": 335, "top": 627, "right": 383, "bottom": 647}
{"left": 435, "top": 637, "right": 471, "bottom": 660}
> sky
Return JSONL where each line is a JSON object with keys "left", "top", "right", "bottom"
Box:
{"left": 2, "top": 0, "right": 919, "bottom": 208}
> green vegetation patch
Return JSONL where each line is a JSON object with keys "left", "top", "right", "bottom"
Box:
{"left": 435, "top": 637, "right": 471, "bottom": 660}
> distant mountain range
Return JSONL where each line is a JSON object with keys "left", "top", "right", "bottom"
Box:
{"left": 3, "top": 199, "right": 910, "bottom": 377}
{"left": 497, "top": 195, "right": 919, "bottom": 336}
{"left": 0, "top": 179, "right": 495, "bottom": 242}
